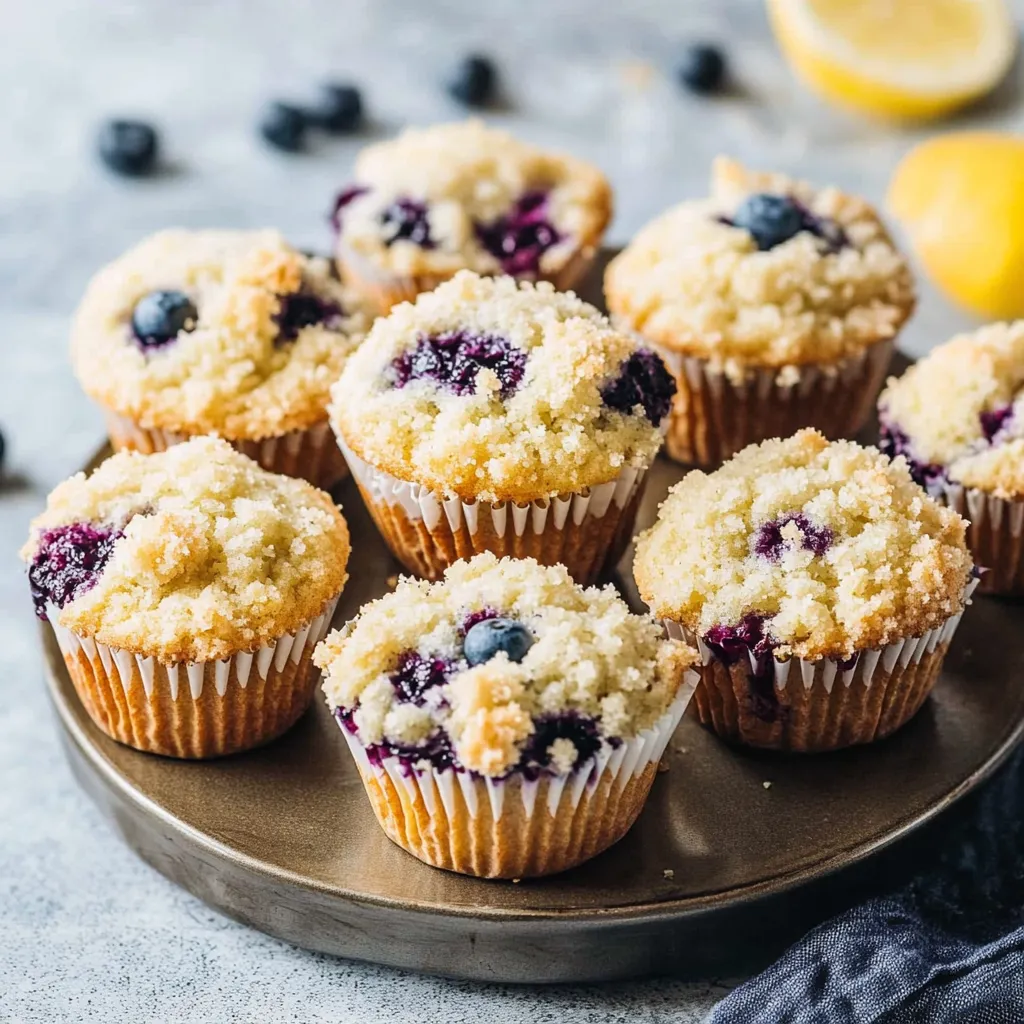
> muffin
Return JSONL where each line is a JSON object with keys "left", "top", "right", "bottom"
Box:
{"left": 605, "top": 157, "right": 916, "bottom": 466}
{"left": 879, "top": 322, "right": 1024, "bottom": 595}
{"left": 24, "top": 437, "right": 349, "bottom": 758}
{"left": 330, "top": 270, "right": 675, "bottom": 584}
{"left": 71, "top": 228, "right": 375, "bottom": 489}
{"left": 314, "top": 553, "right": 699, "bottom": 878}
{"left": 634, "top": 430, "right": 975, "bottom": 752}
{"left": 330, "top": 120, "right": 612, "bottom": 310}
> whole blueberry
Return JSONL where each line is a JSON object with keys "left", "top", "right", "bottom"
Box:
{"left": 732, "top": 194, "right": 806, "bottom": 251}
{"left": 464, "top": 617, "right": 533, "bottom": 666}
{"left": 97, "top": 119, "right": 159, "bottom": 177}
{"left": 447, "top": 55, "right": 497, "bottom": 107}
{"left": 307, "top": 84, "right": 364, "bottom": 133}
{"left": 131, "top": 290, "right": 197, "bottom": 349}
{"left": 677, "top": 44, "right": 727, "bottom": 94}
{"left": 259, "top": 102, "right": 307, "bottom": 153}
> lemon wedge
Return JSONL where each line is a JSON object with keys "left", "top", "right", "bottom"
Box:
{"left": 889, "top": 132, "right": 1024, "bottom": 319}
{"left": 767, "top": 0, "right": 1017, "bottom": 120}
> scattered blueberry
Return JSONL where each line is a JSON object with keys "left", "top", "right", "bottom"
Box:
{"left": 877, "top": 420, "right": 946, "bottom": 494}
{"left": 330, "top": 184, "right": 370, "bottom": 233}
{"left": 274, "top": 290, "right": 343, "bottom": 344}
{"left": 464, "top": 617, "right": 534, "bottom": 666}
{"left": 981, "top": 405, "right": 1014, "bottom": 443}
{"left": 131, "top": 290, "right": 197, "bottom": 350}
{"left": 677, "top": 44, "right": 727, "bottom": 94}
{"left": 601, "top": 349, "right": 676, "bottom": 426}
{"left": 306, "top": 83, "right": 363, "bottom": 133}
{"left": 390, "top": 330, "right": 527, "bottom": 398}
{"left": 259, "top": 102, "right": 307, "bottom": 153}
{"left": 754, "top": 513, "right": 833, "bottom": 562}
{"left": 28, "top": 522, "right": 123, "bottom": 619}
{"left": 475, "top": 192, "right": 561, "bottom": 276}
{"left": 380, "top": 198, "right": 434, "bottom": 247}
{"left": 731, "top": 194, "right": 806, "bottom": 251}
{"left": 97, "top": 119, "right": 159, "bottom": 177}
{"left": 447, "top": 54, "right": 497, "bottom": 107}
{"left": 516, "top": 711, "right": 604, "bottom": 780}
{"left": 389, "top": 650, "right": 455, "bottom": 705}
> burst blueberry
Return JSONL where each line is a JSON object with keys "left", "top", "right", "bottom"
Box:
{"left": 475, "top": 192, "right": 561, "bottom": 276}
{"left": 754, "top": 513, "right": 833, "bottom": 561}
{"left": 464, "top": 617, "right": 534, "bottom": 667}
{"left": 330, "top": 185, "right": 369, "bottom": 233}
{"left": 980, "top": 405, "right": 1014, "bottom": 443}
{"left": 516, "top": 712, "right": 603, "bottom": 780}
{"left": 878, "top": 420, "right": 946, "bottom": 493}
{"left": 380, "top": 198, "right": 434, "bottom": 248}
{"left": 601, "top": 349, "right": 676, "bottom": 425}
{"left": 389, "top": 650, "right": 454, "bottom": 705}
{"left": 274, "top": 290, "right": 343, "bottom": 344}
{"left": 704, "top": 614, "right": 781, "bottom": 723}
{"left": 97, "top": 119, "right": 159, "bottom": 177}
{"left": 131, "top": 290, "right": 197, "bottom": 350}
{"left": 390, "top": 330, "right": 527, "bottom": 398}
{"left": 28, "top": 522, "right": 123, "bottom": 619}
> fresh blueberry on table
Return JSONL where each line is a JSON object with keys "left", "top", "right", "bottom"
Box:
{"left": 447, "top": 54, "right": 497, "bottom": 106}
{"left": 97, "top": 119, "right": 159, "bottom": 177}
{"left": 464, "top": 617, "right": 534, "bottom": 666}
{"left": 731, "top": 194, "right": 806, "bottom": 251}
{"left": 131, "top": 290, "right": 197, "bottom": 349}
{"left": 677, "top": 43, "right": 727, "bottom": 94}
{"left": 306, "top": 83, "right": 364, "bottom": 133}
{"left": 0, "top": 426, "right": 6, "bottom": 476}
{"left": 259, "top": 101, "right": 308, "bottom": 153}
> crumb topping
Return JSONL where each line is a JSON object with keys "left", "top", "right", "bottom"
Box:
{"left": 879, "top": 322, "right": 1024, "bottom": 498}
{"left": 71, "top": 229, "right": 375, "bottom": 440}
{"left": 634, "top": 430, "right": 972, "bottom": 660}
{"left": 331, "top": 271, "right": 671, "bottom": 503}
{"left": 333, "top": 120, "right": 612, "bottom": 280}
{"left": 23, "top": 438, "right": 350, "bottom": 662}
{"left": 605, "top": 157, "right": 915, "bottom": 371}
{"left": 315, "top": 553, "right": 696, "bottom": 779}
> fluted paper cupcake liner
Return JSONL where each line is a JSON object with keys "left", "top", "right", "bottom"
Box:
{"left": 649, "top": 339, "right": 893, "bottom": 466}
{"left": 337, "top": 675, "right": 696, "bottom": 878}
{"left": 664, "top": 583, "right": 975, "bottom": 752}
{"left": 337, "top": 438, "right": 648, "bottom": 584}
{"left": 47, "top": 595, "right": 340, "bottom": 758}
{"left": 941, "top": 484, "right": 1024, "bottom": 596}
{"left": 103, "top": 412, "right": 349, "bottom": 490}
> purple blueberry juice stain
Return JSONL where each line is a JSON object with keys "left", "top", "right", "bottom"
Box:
{"left": 475, "top": 191, "right": 561, "bottom": 276}
{"left": 600, "top": 349, "right": 676, "bottom": 426}
{"left": 273, "top": 290, "right": 344, "bottom": 344}
{"left": 460, "top": 606, "right": 499, "bottom": 634}
{"left": 330, "top": 184, "right": 369, "bottom": 233}
{"left": 877, "top": 419, "right": 946, "bottom": 494}
{"left": 703, "top": 614, "right": 782, "bottom": 723}
{"left": 388, "top": 650, "right": 455, "bottom": 706}
{"left": 28, "top": 522, "right": 123, "bottom": 620}
{"left": 754, "top": 513, "right": 833, "bottom": 562}
{"left": 389, "top": 330, "right": 527, "bottom": 398}
{"left": 980, "top": 405, "right": 1014, "bottom": 443}
{"left": 334, "top": 707, "right": 461, "bottom": 776}
{"left": 380, "top": 197, "right": 434, "bottom": 248}
{"left": 515, "top": 711, "right": 605, "bottom": 781}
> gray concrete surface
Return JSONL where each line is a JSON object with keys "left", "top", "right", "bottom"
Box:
{"left": 1, "top": 1, "right": 1022, "bottom": 1020}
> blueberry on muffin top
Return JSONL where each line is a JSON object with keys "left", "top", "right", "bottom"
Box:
{"left": 71, "top": 229, "right": 374, "bottom": 440}
{"left": 878, "top": 321, "right": 1024, "bottom": 499}
{"left": 634, "top": 430, "right": 973, "bottom": 662}
{"left": 23, "top": 437, "right": 349, "bottom": 663}
{"left": 331, "top": 120, "right": 612, "bottom": 282}
{"left": 330, "top": 271, "right": 675, "bottom": 503}
{"left": 604, "top": 157, "right": 915, "bottom": 374}
{"left": 314, "top": 553, "right": 696, "bottom": 779}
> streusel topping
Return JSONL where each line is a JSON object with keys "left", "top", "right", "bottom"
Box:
{"left": 23, "top": 438, "right": 349, "bottom": 662}
{"left": 72, "top": 229, "right": 374, "bottom": 440}
{"left": 878, "top": 322, "right": 1024, "bottom": 498}
{"left": 605, "top": 157, "right": 915, "bottom": 373}
{"left": 315, "top": 553, "right": 695, "bottom": 779}
{"left": 330, "top": 271, "right": 673, "bottom": 503}
{"left": 634, "top": 430, "right": 972, "bottom": 661}
{"left": 332, "top": 120, "right": 611, "bottom": 281}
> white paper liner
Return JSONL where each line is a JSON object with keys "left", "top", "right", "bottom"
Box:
{"left": 664, "top": 579, "right": 978, "bottom": 695}
{"left": 46, "top": 594, "right": 340, "bottom": 701}
{"left": 942, "top": 483, "right": 1024, "bottom": 538}
{"left": 337, "top": 435, "right": 646, "bottom": 537}
{"left": 336, "top": 671, "right": 697, "bottom": 822}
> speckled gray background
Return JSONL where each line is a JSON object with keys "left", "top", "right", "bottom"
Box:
{"left": 2, "top": 1, "right": 1023, "bottom": 1020}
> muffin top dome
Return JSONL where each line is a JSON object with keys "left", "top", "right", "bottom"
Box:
{"left": 71, "top": 229, "right": 374, "bottom": 440}
{"left": 331, "top": 120, "right": 612, "bottom": 282}
{"left": 879, "top": 321, "right": 1024, "bottom": 498}
{"left": 605, "top": 157, "right": 915, "bottom": 373}
{"left": 634, "top": 430, "right": 972, "bottom": 661}
{"left": 314, "top": 553, "right": 696, "bottom": 780}
{"left": 22, "top": 438, "right": 349, "bottom": 662}
{"left": 330, "top": 271, "right": 675, "bottom": 503}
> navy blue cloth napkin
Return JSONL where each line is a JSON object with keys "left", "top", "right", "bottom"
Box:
{"left": 707, "top": 746, "right": 1024, "bottom": 1023}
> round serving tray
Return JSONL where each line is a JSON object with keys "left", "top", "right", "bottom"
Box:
{"left": 41, "top": 258, "right": 1024, "bottom": 984}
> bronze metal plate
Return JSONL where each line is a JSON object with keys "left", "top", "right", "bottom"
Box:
{"left": 41, "top": 255, "right": 1024, "bottom": 983}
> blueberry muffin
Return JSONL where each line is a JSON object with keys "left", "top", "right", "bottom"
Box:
{"left": 314, "top": 553, "right": 699, "bottom": 878}
{"left": 329, "top": 270, "right": 675, "bottom": 583}
{"left": 634, "top": 430, "right": 974, "bottom": 752}
{"left": 331, "top": 120, "right": 612, "bottom": 310}
{"left": 879, "top": 322, "right": 1024, "bottom": 594}
{"left": 71, "top": 229, "right": 375, "bottom": 488}
{"left": 24, "top": 437, "right": 349, "bottom": 757}
{"left": 605, "top": 158, "right": 915, "bottom": 465}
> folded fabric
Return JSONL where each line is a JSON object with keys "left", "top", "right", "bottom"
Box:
{"left": 707, "top": 746, "right": 1024, "bottom": 1023}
